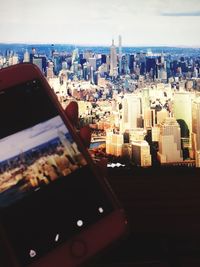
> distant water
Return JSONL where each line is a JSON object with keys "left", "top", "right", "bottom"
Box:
{"left": 0, "top": 43, "right": 200, "bottom": 57}
{"left": 90, "top": 141, "right": 105, "bottom": 149}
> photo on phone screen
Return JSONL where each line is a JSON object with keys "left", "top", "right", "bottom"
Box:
{"left": 0, "top": 115, "right": 87, "bottom": 207}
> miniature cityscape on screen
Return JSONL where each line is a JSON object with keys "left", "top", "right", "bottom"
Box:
{"left": 0, "top": 116, "right": 86, "bottom": 206}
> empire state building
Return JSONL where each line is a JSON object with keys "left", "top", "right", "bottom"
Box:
{"left": 109, "top": 39, "right": 118, "bottom": 78}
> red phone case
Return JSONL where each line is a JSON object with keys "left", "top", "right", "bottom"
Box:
{"left": 0, "top": 63, "right": 128, "bottom": 267}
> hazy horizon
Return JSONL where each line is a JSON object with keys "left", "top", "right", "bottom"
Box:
{"left": 0, "top": 42, "right": 200, "bottom": 49}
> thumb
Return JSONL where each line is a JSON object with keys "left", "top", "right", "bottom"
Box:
{"left": 79, "top": 126, "right": 91, "bottom": 149}
{"left": 64, "top": 101, "right": 78, "bottom": 127}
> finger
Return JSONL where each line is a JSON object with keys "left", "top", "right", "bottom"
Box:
{"left": 79, "top": 126, "right": 91, "bottom": 149}
{"left": 64, "top": 101, "right": 78, "bottom": 127}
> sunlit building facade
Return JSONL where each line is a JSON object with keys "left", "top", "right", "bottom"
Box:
{"left": 121, "top": 94, "right": 142, "bottom": 132}
{"left": 192, "top": 97, "right": 200, "bottom": 166}
{"left": 132, "top": 140, "right": 151, "bottom": 167}
{"left": 157, "top": 117, "right": 183, "bottom": 163}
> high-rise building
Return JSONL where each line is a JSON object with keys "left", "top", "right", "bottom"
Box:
{"left": 88, "top": 58, "right": 97, "bottom": 71}
{"left": 157, "top": 117, "right": 183, "bottom": 163}
{"left": 142, "top": 87, "right": 150, "bottom": 110}
{"left": 9, "top": 54, "right": 19, "bottom": 66}
{"left": 191, "top": 97, "right": 200, "bottom": 165}
{"left": 118, "top": 35, "right": 122, "bottom": 75}
{"left": 82, "top": 63, "right": 88, "bottom": 80}
{"left": 156, "top": 109, "right": 169, "bottom": 124}
{"left": 98, "top": 64, "right": 108, "bottom": 75}
{"left": 53, "top": 55, "right": 62, "bottom": 75}
{"left": 193, "top": 67, "right": 199, "bottom": 78}
{"left": 106, "top": 131, "right": 124, "bottom": 156}
{"left": 0, "top": 56, "right": 4, "bottom": 68}
{"left": 90, "top": 66, "right": 94, "bottom": 84}
{"left": 71, "top": 61, "right": 79, "bottom": 74}
{"left": 173, "top": 92, "right": 194, "bottom": 138}
{"left": 23, "top": 49, "right": 30, "bottom": 63}
{"left": 186, "top": 80, "right": 194, "bottom": 90}
{"left": 196, "top": 151, "right": 200, "bottom": 167}
{"left": 71, "top": 48, "right": 79, "bottom": 65}
{"left": 32, "top": 55, "right": 47, "bottom": 73}
{"left": 157, "top": 68, "right": 167, "bottom": 81}
{"left": 129, "top": 54, "right": 135, "bottom": 73}
{"left": 132, "top": 140, "right": 152, "bottom": 167}
{"left": 143, "top": 108, "right": 155, "bottom": 129}
{"left": 83, "top": 51, "right": 93, "bottom": 61}
{"left": 109, "top": 39, "right": 118, "bottom": 78}
{"left": 29, "top": 47, "right": 36, "bottom": 62}
{"left": 121, "top": 94, "right": 142, "bottom": 132}
{"left": 96, "top": 58, "right": 102, "bottom": 70}
{"left": 46, "top": 61, "right": 54, "bottom": 79}
{"left": 32, "top": 57, "right": 43, "bottom": 72}
{"left": 101, "top": 54, "right": 107, "bottom": 64}
{"left": 152, "top": 126, "right": 160, "bottom": 142}
{"left": 129, "top": 128, "right": 146, "bottom": 142}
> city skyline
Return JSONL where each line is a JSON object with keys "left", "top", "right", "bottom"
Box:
{"left": 0, "top": 39, "right": 200, "bottom": 168}
{"left": 1, "top": 0, "right": 200, "bottom": 47}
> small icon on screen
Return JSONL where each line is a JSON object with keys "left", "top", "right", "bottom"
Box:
{"left": 34, "top": 187, "right": 40, "bottom": 192}
{"left": 77, "top": 220, "right": 83, "bottom": 227}
{"left": 55, "top": 234, "right": 60, "bottom": 242}
{"left": 98, "top": 207, "right": 104, "bottom": 213}
{"left": 29, "top": 249, "right": 36, "bottom": 258}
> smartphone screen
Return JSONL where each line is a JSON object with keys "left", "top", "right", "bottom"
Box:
{"left": 0, "top": 80, "right": 114, "bottom": 266}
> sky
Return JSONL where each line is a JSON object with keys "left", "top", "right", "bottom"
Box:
{"left": 0, "top": 116, "right": 67, "bottom": 162}
{"left": 1, "top": 0, "right": 200, "bottom": 47}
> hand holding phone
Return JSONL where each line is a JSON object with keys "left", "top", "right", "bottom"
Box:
{"left": 0, "top": 63, "right": 127, "bottom": 267}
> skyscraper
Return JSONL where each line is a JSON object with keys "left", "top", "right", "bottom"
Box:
{"left": 32, "top": 57, "right": 43, "bottom": 72}
{"left": 157, "top": 117, "right": 183, "bottom": 163}
{"left": 71, "top": 48, "right": 79, "bottom": 65}
{"left": 173, "top": 92, "right": 194, "bottom": 138}
{"left": 143, "top": 108, "right": 155, "bottom": 129}
{"left": 106, "top": 131, "right": 124, "bottom": 156}
{"left": 129, "top": 54, "right": 135, "bottom": 73}
{"left": 156, "top": 109, "right": 169, "bottom": 125}
{"left": 121, "top": 94, "right": 142, "bottom": 132}
{"left": 132, "top": 140, "right": 152, "bottom": 167}
{"left": 31, "top": 54, "right": 47, "bottom": 73}
{"left": 88, "top": 57, "right": 97, "bottom": 71}
{"left": 109, "top": 39, "right": 118, "bottom": 78}
{"left": 46, "top": 61, "right": 54, "bottom": 79}
{"left": 191, "top": 97, "right": 200, "bottom": 165}
{"left": 23, "top": 49, "right": 30, "bottom": 63}
{"left": 9, "top": 54, "right": 18, "bottom": 66}
{"left": 118, "top": 35, "right": 122, "bottom": 75}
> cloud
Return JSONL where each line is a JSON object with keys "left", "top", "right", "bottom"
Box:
{"left": 161, "top": 11, "right": 200, "bottom": 16}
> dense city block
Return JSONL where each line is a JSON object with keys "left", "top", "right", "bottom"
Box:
{"left": 1, "top": 39, "right": 200, "bottom": 168}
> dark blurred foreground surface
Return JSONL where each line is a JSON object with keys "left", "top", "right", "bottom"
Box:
{"left": 88, "top": 166, "right": 200, "bottom": 267}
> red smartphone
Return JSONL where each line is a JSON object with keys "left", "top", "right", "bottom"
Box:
{"left": 0, "top": 63, "right": 127, "bottom": 267}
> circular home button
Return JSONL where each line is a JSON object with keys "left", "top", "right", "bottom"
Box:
{"left": 70, "top": 239, "right": 87, "bottom": 258}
